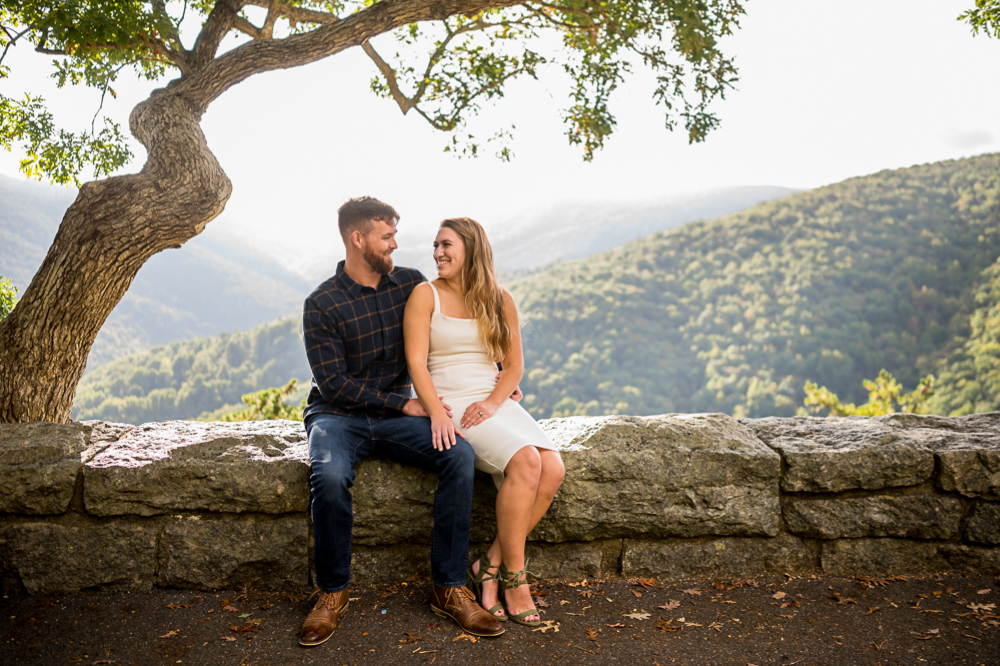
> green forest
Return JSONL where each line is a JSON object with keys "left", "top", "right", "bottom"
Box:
{"left": 512, "top": 153, "right": 1000, "bottom": 418}
{"left": 72, "top": 153, "right": 1000, "bottom": 423}
{"left": 73, "top": 318, "right": 309, "bottom": 423}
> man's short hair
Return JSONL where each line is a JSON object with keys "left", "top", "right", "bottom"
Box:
{"left": 338, "top": 196, "right": 399, "bottom": 241}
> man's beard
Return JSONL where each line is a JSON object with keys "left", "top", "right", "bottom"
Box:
{"left": 363, "top": 244, "right": 393, "bottom": 275}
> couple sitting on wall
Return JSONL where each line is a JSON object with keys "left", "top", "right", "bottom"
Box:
{"left": 299, "top": 196, "right": 565, "bottom": 645}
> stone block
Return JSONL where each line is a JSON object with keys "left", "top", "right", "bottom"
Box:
{"left": 531, "top": 414, "right": 781, "bottom": 541}
{"left": 745, "top": 417, "right": 933, "bottom": 492}
{"left": 0, "top": 422, "right": 87, "bottom": 514}
{"left": 350, "top": 463, "right": 498, "bottom": 546}
{"left": 821, "top": 538, "right": 948, "bottom": 576}
{"left": 937, "top": 544, "right": 1000, "bottom": 574}
{"left": 525, "top": 541, "right": 605, "bottom": 580}
{"left": 83, "top": 420, "right": 310, "bottom": 516}
{"left": 349, "top": 544, "right": 432, "bottom": 586}
{"left": 963, "top": 504, "right": 1000, "bottom": 545}
{"left": 158, "top": 515, "right": 308, "bottom": 589}
{"left": 877, "top": 412, "right": 1000, "bottom": 500}
{"left": 621, "top": 535, "right": 813, "bottom": 580}
{"left": 783, "top": 495, "right": 962, "bottom": 539}
{"left": 0, "top": 521, "right": 157, "bottom": 593}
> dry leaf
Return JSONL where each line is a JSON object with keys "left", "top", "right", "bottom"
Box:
{"left": 631, "top": 590, "right": 643, "bottom": 598}
{"left": 656, "top": 618, "right": 678, "bottom": 633}
{"left": 978, "top": 590, "right": 992, "bottom": 595}
{"left": 165, "top": 604, "right": 191, "bottom": 610}
{"left": 772, "top": 591, "right": 787, "bottom": 600}
{"left": 532, "top": 621, "right": 560, "bottom": 633}
{"left": 657, "top": 601, "right": 680, "bottom": 611}
{"left": 585, "top": 628, "right": 599, "bottom": 641}
{"left": 606, "top": 622, "right": 625, "bottom": 628}
{"left": 220, "top": 636, "right": 236, "bottom": 642}
{"left": 624, "top": 612, "right": 650, "bottom": 620}
{"left": 534, "top": 597, "right": 550, "bottom": 608}
{"left": 866, "top": 606, "right": 879, "bottom": 616}
{"left": 682, "top": 588, "right": 701, "bottom": 596}
{"left": 969, "top": 603, "right": 996, "bottom": 612}
{"left": 559, "top": 600, "right": 570, "bottom": 605}
{"left": 158, "top": 631, "right": 178, "bottom": 638}
{"left": 400, "top": 632, "right": 425, "bottom": 644}
{"left": 452, "top": 633, "right": 476, "bottom": 643}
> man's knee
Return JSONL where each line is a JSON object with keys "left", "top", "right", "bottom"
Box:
{"left": 438, "top": 438, "right": 475, "bottom": 477}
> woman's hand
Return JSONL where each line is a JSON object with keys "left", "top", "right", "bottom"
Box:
{"left": 431, "top": 415, "right": 464, "bottom": 451}
{"left": 461, "top": 400, "right": 497, "bottom": 429}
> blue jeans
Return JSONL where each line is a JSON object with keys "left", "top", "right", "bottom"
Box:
{"left": 305, "top": 412, "right": 476, "bottom": 592}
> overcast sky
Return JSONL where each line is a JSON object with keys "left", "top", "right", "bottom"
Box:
{"left": 2, "top": 0, "right": 998, "bottom": 275}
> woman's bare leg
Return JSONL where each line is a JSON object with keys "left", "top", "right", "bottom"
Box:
{"left": 474, "top": 449, "right": 565, "bottom": 621}
{"left": 495, "top": 446, "right": 542, "bottom": 622}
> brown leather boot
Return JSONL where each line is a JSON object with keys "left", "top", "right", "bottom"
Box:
{"left": 299, "top": 588, "right": 350, "bottom": 646}
{"left": 430, "top": 584, "right": 505, "bottom": 637}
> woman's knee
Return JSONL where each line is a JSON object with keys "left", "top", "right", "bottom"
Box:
{"left": 539, "top": 451, "right": 565, "bottom": 494}
{"left": 505, "top": 446, "right": 542, "bottom": 485}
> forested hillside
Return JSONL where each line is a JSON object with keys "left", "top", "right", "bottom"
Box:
{"left": 511, "top": 153, "right": 1000, "bottom": 418}
{"left": 73, "top": 318, "right": 309, "bottom": 423}
{"left": 925, "top": 258, "right": 1000, "bottom": 415}
{"left": 71, "top": 154, "right": 1000, "bottom": 423}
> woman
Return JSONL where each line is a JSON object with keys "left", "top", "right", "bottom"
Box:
{"left": 403, "top": 218, "right": 565, "bottom": 627}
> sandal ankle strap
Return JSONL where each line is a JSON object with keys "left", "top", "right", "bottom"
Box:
{"left": 499, "top": 560, "right": 539, "bottom": 590}
{"left": 469, "top": 553, "right": 501, "bottom": 585}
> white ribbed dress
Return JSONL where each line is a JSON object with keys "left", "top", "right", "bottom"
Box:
{"left": 425, "top": 282, "right": 556, "bottom": 488}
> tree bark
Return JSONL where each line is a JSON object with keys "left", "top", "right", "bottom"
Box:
{"left": 0, "top": 0, "right": 525, "bottom": 423}
{"left": 0, "top": 91, "right": 231, "bottom": 422}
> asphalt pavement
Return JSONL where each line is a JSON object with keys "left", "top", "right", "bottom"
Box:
{"left": 2, "top": 573, "right": 998, "bottom": 666}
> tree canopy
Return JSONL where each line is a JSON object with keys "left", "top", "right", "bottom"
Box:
{"left": 2, "top": 0, "right": 744, "bottom": 185}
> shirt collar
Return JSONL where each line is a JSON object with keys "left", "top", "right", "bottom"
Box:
{"left": 334, "top": 260, "right": 400, "bottom": 297}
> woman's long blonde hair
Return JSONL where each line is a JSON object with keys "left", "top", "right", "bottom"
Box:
{"left": 440, "top": 217, "right": 513, "bottom": 362}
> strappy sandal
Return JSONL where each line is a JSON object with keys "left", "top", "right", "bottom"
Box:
{"left": 466, "top": 554, "right": 507, "bottom": 621}
{"left": 499, "top": 560, "right": 541, "bottom": 627}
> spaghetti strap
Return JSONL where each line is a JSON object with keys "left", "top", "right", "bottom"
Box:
{"left": 426, "top": 281, "right": 441, "bottom": 314}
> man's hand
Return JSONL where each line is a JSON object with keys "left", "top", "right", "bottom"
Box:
{"left": 403, "top": 397, "right": 454, "bottom": 418}
{"left": 495, "top": 371, "right": 524, "bottom": 402}
{"left": 402, "top": 399, "right": 428, "bottom": 417}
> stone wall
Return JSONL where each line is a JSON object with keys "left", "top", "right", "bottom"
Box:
{"left": 1, "top": 413, "right": 998, "bottom": 595}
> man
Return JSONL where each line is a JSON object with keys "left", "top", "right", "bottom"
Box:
{"left": 299, "top": 196, "right": 505, "bottom": 646}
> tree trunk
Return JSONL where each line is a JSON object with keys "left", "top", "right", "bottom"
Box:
{"left": 0, "top": 90, "right": 231, "bottom": 422}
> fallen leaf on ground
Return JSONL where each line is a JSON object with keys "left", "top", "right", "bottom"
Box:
{"left": 866, "top": 606, "right": 879, "bottom": 616}
{"left": 657, "top": 618, "right": 678, "bottom": 633}
{"left": 635, "top": 578, "right": 656, "bottom": 588}
{"left": 772, "top": 591, "right": 787, "bottom": 600}
{"left": 534, "top": 597, "right": 550, "bottom": 608}
{"left": 657, "top": 601, "right": 680, "bottom": 611}
{"left": 624, "top": 612, "right": 650, "bottom": 620}
{"left": 831, "top": 593, "right": 857, "bottom": 605}
{"left": 978, "top": 590, "right": 992, "bottom": 595}
{"left": 159, "top": 631, "right": 178, "bottom": 638}
{"left": 255, "top": 603, "right": 273, "bottom": 610}
{"left": 400, "top": 632, "right": 425, "bottom": 644}
{"left": 969, "top": 603, "right": 996, "bottom": 612}
{"left": 220, "top": 636, "right": 236, "bottom": 642}
{"left": 230, "top": 619, "right": 262, "bottom": 636}
{"left": 682, "top": 588, "right": 701, "bottom": 596}
{"left": 606, "top": 622, "right": 625, "bottom": 628}
{"left": 631, "top": 590, "right": 642, "bottom": 598}
{"left": 585, "top": 628, "right": 599, "bottom": 641}
{"left": 532, "top": 621, "right": 560, "bottom": 633}
{"left": 165, "top": 604, "right": 191, "bottom": 610}
{"left": 559, "top": 600, "right": 570, "bottom": 605}
{"left": 452, "top": 633, "right": 476, "bottom": 643}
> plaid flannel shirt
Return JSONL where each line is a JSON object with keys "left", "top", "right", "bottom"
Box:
{"left": 302, "top": 261, "right": 427, "bottom": 421}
